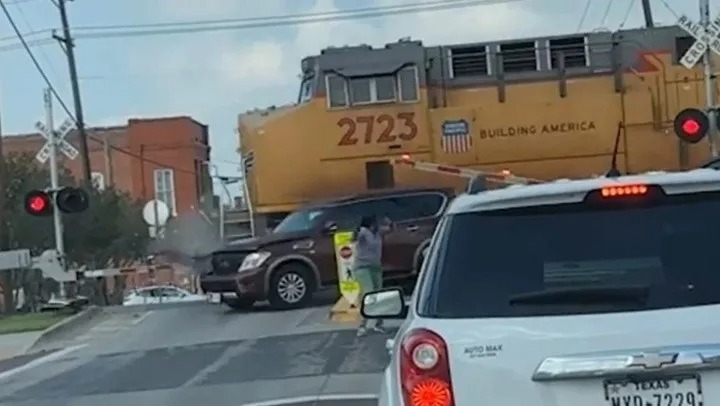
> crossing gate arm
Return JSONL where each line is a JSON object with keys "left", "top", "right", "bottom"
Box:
{"left": 393, "top": 155, "right": 543, "bottom": 185}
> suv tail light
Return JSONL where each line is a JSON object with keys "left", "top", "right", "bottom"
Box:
{"left": 400, "top": 328, "right": 454, "bottom": 406}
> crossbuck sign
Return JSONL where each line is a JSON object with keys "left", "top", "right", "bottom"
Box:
{"left": 34, "top": 118, "right": 79, "bottom": 164}
{"left": 678, "top": 14, "right": 720, "bottom": 69}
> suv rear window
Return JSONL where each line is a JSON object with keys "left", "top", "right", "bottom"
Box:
{"left": 419, "top": 191, "right": 720, "bottom": 318}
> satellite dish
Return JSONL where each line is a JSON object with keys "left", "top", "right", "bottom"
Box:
{"left": 143, "top": 200, "right": 170, "bottom": 226}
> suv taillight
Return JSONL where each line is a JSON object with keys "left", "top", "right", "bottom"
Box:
{"left": 400, "top": 328, "right": 454, "bottom": 406}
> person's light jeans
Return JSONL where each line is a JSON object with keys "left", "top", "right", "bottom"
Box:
{"left": 354, "top": 265, "right": 383, "bottom": 328}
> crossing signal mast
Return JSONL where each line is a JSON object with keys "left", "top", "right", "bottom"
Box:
{"left": 674, "top": 0, "right": 719, "bottom": 154}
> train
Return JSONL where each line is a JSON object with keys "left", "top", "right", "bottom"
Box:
{"left": 237, "top": 24, "right": 713, "bottom": 230}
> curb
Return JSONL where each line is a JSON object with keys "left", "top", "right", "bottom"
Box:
{"left": 24, "top": 306, "right": 102, "bottom": 353}
{"left": 328, "top": 297, "right": 360, "bottom": 323}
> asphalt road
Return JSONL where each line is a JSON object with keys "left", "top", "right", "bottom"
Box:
{"left": 0, "top": 298, "right": 395, "bottom": 406}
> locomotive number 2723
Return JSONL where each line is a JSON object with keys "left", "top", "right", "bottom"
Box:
{"left": 337, "top": 112, "right": 418, "bottom": 146}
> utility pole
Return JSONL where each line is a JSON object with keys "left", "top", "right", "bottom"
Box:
{"left": 102, "top": 134, "right": 113, "bottom": 187}
{"left": 700, "top": 0, "right": 719, "bottom": 157}
{"left": 53, "top": 0, "right": 92, "bottom": 187}
{"left": 640, "top": 0, "right": 654, "bottom": 27}
{"left": 0, "top": 80, "right": 4, "bottom": 253}
{"left": 44, "top": 89, "right": 66, "bottom": 297}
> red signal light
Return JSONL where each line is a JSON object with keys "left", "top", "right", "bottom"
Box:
{"left": 601, "top": 184, "right": 648, "bottom": 197}
{"left": 24, "top": 190, "right": 52, "bottom": 216}
{"left": 674, "top": 108, "right": 709, "bottom": 143}
{"left": 29, "top": 196, "right": 47, "bottom": 212}
{"left": 682, "top": 118, "right": 700, "bottom": 135}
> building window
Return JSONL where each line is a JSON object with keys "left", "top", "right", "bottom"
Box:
{"left": 326, "top": 67, "right": 419, "bottom": 108}
{"left": 500, "top": 41, "right": 538, "bottom": 73}
{"left": 91, "top": 172, "right": 105, "bottom": 191}
{"left": 154, "top": 168, "right": 176, "bottom": 216}
{"left": 450, "top": 45, "right": 489, "bottom": 77}
{"left": 549, "top": 36, "right": 588, "bottom": 69}
{"left": 675, "top": 36, "right": 694, "bottom": 64}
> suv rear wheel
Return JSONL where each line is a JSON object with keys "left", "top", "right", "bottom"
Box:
{"left": 268, "top": 263, "right": 314, "bottom": 309}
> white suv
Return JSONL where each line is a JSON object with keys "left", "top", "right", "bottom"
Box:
{"left": 361, "top": 169, "right": 720, "bottom": 406}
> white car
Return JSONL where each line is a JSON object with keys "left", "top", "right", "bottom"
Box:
{"left": 123, "top": 285, "right": 207, "bottom": 306}
{"left": 362, "top": 168, "right": 720, "bottom": 406}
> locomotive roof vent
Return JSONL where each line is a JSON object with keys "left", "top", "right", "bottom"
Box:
{"left": 321, "top": 44, "right": 373, "bottom": 54}
{"left": 385, "top": 38, "right": 423, "bottom": 49}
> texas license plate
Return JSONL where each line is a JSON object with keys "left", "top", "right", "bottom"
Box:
{"left": 604, "top": 375, "right": 701, "bottom": 406}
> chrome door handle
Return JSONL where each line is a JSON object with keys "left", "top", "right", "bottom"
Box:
{"left": 406, "top": 225, "right": 418, "bottom": 232}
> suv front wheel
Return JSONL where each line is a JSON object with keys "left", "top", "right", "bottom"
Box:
{"left": 268, "top": 264, "right": 314, "bottom": 309}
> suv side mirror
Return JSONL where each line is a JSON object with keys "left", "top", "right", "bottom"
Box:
{"left": 361, "top": 287, "right": 407, "bottom": 319}
{"left": 323, "top": 221, "right": 338, "bottom": 234}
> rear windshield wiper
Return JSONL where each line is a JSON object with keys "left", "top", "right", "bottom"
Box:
{"left": 509, "top": 286, "right": 649, "bottom": 306}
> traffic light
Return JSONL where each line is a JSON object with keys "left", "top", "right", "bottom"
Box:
{"left": 674, "top": 108, "right": 710, "bottom": 144}
{"left": 24, "top": 190, "right": 52, "bottom": 216}
{"left": 56, "top": 187, "right": 89, "bottom": 213}
{"left": 23, "top": 187, "right": 89, "bottom": 216}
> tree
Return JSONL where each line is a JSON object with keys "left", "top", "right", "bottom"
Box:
{"left": 63, "top": 186, "right": 149, "bottom": 269}
{"left": 1, "top": 153, "right": 54, "bottom": 252}
{"left": 0, "top": 153, "right": 149, "bottom": 310}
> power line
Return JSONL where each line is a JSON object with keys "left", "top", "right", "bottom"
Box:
{"left": 0, "top": 0, "right": 519, "bottom": 44}
{"left": 577, "top": 0, "right": 592, "bottom": 31}
{"left": 73, "top": 0, "right": 518, "bottom": 40}
{"left": 656, "top": 0, "right": 678, "bottom": 19}
{"left": 0, "top": 0, "right": 198, "bottom": 176}
{"left": 74, "top": 0, "right": 514, "bottom": 31}
{"left": 599, "top": 0, "right": 615, "bottom": 28}
{"left": 0, "top": 37, "right": 53, "bottom": 52}
{"left": 618, "top": 0, "right": 637, "bottom": 29}
{"left": 8, "top": 0, "right": 60, "bottom": 81}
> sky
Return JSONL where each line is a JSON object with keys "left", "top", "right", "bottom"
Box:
{"left": 0, "top": 0, "right": 713, "bottom": 198}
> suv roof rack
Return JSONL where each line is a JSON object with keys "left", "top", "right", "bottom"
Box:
{"left": 393, "top": 155, "right": 543, "bottom": 194}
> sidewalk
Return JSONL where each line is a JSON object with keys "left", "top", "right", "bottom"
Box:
{"left": 0, "top": 331, "right": 43, "bottom": 360}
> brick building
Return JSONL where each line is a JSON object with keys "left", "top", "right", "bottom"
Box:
{"left": 3, "top": 116, "right": 213, "bottom": 214}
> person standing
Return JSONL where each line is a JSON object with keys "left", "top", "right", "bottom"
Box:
{"left": 354, "top": 214, "right": 391, "bottom": 337}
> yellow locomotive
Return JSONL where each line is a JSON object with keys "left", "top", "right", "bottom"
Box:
{"left": 237, "top": 25, "right": 713, "bottom": 227}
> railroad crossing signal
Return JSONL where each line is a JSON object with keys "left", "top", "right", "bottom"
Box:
{"left": 34, "top": 118, "right": 79, "bottom": 164}
{"left": 677, "top": 14, "right": 720, "bottom": 69}
{"left": 674, "top": 108, "right": 711, "bottom": 143}
{"left": 24, "top": 187, "right": 89, "bottom": 217}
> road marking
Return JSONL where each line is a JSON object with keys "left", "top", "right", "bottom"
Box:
{"left": 241, "top": 394, "right": 379, "bottom": 406}
{"left": 181, "top": 340, "right": 253, "bottom": 387}
{"left": 131, "top": 310, "right": 153, "bottom": 325}
{"left": 0, "top": 344, "right": 87, "bottom": 382}
{"left": 75, "top": 312, "right": 151, "bottom": 341}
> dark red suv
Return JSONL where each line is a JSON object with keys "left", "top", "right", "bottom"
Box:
{"left": 200, "top": 187, "right": 452, "bottom": 309}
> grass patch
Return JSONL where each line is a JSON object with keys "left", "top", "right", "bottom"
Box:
{"left": 0, "top": 312, "right": 69, "bottom": 335}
